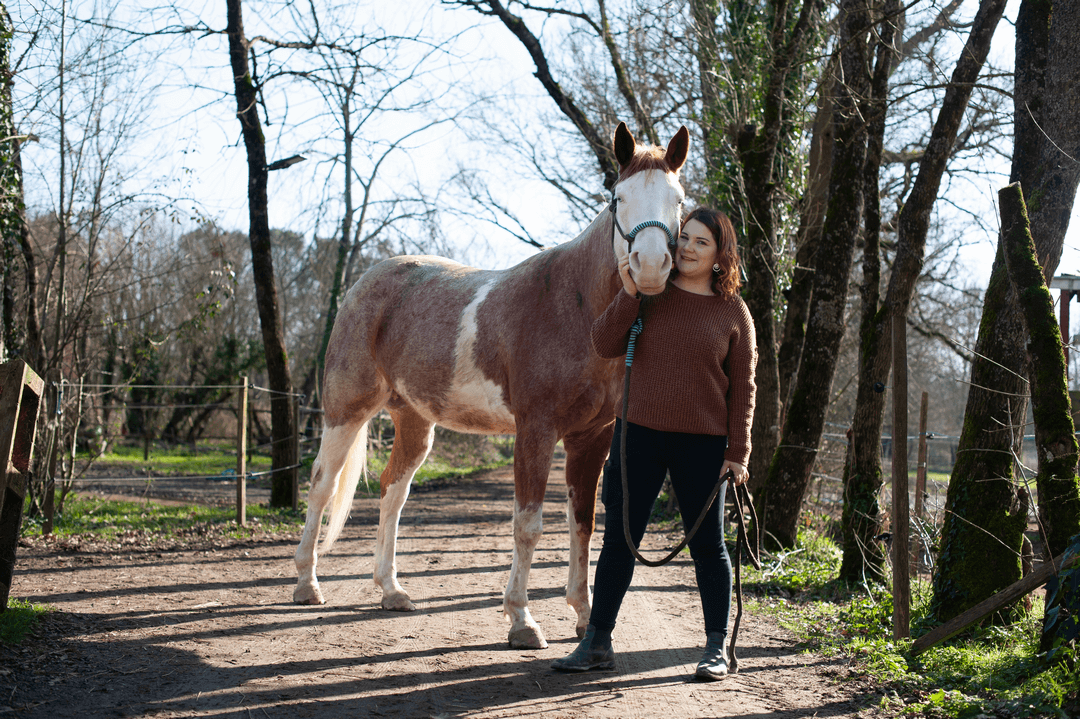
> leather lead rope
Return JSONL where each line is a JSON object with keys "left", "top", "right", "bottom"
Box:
{"left": 619, "top": 315, "right": 761, "bottom": 672}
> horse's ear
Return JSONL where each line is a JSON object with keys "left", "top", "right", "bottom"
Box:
{"left": 614, "top": 122, "right": 636, "bottom": 169}
{"left": 665, "top": 126, "right": 689, "bottom": 172}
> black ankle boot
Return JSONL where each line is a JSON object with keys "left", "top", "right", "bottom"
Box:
{"left": 550, "top": 626, "right": 615, "bottom": 672}
{"left": 694, "top": 631, "right": 728, "bottom": 680}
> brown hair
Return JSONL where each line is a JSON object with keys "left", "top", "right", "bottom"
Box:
{"left": 672, "top": 207, "right": 741, "bottom": 297}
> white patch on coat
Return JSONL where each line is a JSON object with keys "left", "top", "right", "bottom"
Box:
{"left": 505, "top": 504, "right": 544, "bottom": 622}
{"left": 446, "top": 280, "right": 516, "bottom": 432}
{"left": 391, "top": 280, "right": 516, "bottom": 434}
{"left": 373, "top": 474, "right": 413, "bottom": 598}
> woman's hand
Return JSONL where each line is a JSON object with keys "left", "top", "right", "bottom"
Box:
{"left": 618, "top": 254, "right": 638, "bottom": 297}
{"left": 721, "top": 460, "right": 748, "bottom": 486}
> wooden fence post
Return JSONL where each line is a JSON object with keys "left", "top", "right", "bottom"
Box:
{"left": 0, "top": 360, "right": 45, "bottom": 609}
{"left": 913, "top": 391, "right": 929, "bottom": 575}
{"left": 292, "top": 396, "right": 301, "bottom": 511}
{"left": 236, "top": 377, "right": 247, "bottom": 527}
{"left": 892, "top": 314, "right": 911, "bottom": 639}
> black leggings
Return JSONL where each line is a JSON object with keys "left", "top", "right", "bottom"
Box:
{"left": 590, "top": 418, "right": 732, "bottom": 636}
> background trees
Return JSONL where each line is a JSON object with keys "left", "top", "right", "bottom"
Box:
{"left": 3, "top": 0, "right": 1079, "bottom": 626}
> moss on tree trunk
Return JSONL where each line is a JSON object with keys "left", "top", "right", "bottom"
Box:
{"left": 931, "top": 244, "right": 1029, "bottom": 623}
{"left": 1001, "top": 182, "right": 1080, "bottom": 558}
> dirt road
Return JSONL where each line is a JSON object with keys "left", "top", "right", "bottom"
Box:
{"left": 3, "top": 460, "right": 879, "bottom": 718}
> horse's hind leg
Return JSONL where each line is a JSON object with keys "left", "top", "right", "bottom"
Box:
{"left": 562, "top": 422, "right": 614, "bottom": 638}
{"left": 374, "top": 403, "right": 436, "bottom": 612}
{"left": 294, "top": 420, "right": 367, "bottom": 604}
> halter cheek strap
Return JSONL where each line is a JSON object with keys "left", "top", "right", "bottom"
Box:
{"left": 608, "top": 196, "right": 675, "bottom": 248}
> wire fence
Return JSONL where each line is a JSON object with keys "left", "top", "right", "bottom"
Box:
{"left": 43, "top": 378, "right": 1052, "bottom": 549}
{"left": 38, "top": 378, "right": 331, "bottom": 523}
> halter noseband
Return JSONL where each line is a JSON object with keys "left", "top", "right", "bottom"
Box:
{"left": 608, "top": 196, "right": 675, "bottom": 248}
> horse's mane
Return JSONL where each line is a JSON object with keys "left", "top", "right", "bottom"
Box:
{"left": 619, "top": 145, "right": 675, "bottom": 180}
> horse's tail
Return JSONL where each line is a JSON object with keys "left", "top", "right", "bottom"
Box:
{"left": 320, "top": 421, "right": 369, "bottom": 554}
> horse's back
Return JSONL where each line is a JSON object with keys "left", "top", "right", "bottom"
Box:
{"left": 323, "top": 256, "right": 507, "bottom": 429}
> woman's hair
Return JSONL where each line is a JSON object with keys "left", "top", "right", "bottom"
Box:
{"left": 674, "top": 207, "right": 742, "bottom": 297}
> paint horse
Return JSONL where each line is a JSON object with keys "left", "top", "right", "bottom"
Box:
{"left": 294, "top": 122, "right": 689, "bottom": 649}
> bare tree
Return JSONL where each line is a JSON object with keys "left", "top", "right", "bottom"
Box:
{"left": 837, "top": 0, "right": 1007, "bottom": 579}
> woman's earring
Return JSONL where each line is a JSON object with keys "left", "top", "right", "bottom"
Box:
{"left": 712, "top": 263, "right": 721, "bottom": 273}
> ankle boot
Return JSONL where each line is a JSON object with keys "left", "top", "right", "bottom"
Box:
{"left": 694, "top": 631, "right": 728, "bottom": 680}
{"left": 550, "top": 626, "right": 615, "bottom": 672}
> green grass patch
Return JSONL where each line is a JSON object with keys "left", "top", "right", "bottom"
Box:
{"left": 21, "top": 495, "right": 304, "bottom": 539}
{"left": 39, "top": 431, "right": 513, "bottom": 540}
{"left": 742, "top": 529, "right": 1079, "bottom": 718}
{"left": 0, "top": 599, "right": 49, "bottom": 645}
{"left": 365, "top": 452, "right": 512, "bottom": 489}
{"left": 80, "top": 442, "right": 272, "bottom": 479}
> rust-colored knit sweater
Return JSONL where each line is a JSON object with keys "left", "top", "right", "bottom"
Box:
{"left": 592, "top": 284, "right": 758, "bottom": 466}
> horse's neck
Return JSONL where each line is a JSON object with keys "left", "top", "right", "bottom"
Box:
{"left": 552, "top": 208, "right": 622, "bottom": 320}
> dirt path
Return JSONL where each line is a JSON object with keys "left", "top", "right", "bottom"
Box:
{"left": 2, "top": 461, "right": 880, "bottom": 718}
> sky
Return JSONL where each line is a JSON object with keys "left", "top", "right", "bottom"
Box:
{"left": 14, "top": 0, "right": 1080, "bottom": 297}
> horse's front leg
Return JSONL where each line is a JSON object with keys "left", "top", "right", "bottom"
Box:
{"left": 562, "top": 422, "right": 614, "bottom": 638}
{"left": 505, "top": 423, "right": 559, "bottom": 649}
{"left": 373, "top": 405, "right": 435, "bottom": 611}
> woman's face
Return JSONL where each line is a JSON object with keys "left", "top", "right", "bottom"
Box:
{"left": 675, "top": 218, "right": 719, "bottom": 281}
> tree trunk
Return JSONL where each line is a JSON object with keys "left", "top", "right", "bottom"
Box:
{"left": 1000, "top": 182, "right": 1080, "bottom": 558}
{"left": 932, "top": 0, "right": 1080, "bottom": 621}
{"left": 838, "top": 0, "right": 899, "bottom": 582}
{"left": 315, "top": 100, "right": 355, "bottom": 405}
{"left": 226, "top": 0, "right": 297, "bottom": 508}
{"left": 1015, "top": 0, "right": 1080, "bottom": 559}
{"left": 839, "top": 0, "right": 1006, "bottom": 581}
{"left": 777, "top": 56, "right": 836, "bottom": 417}
{"left": 737, "top": 122, "right": 783, "bottom": 498}
{"left": 758, "top": 0, "right": 870, "bottom": 549}
{"left": 732, "top": 0, "right": 826, "bottom": 497}
{"left": 1, "top": 7, "right": 17, "bottom": 363}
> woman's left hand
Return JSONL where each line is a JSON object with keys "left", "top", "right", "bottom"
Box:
{"left": 721, "top": 460, "right": 748, "bottom": 486}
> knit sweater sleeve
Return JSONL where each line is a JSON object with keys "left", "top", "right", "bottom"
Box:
{"left": 723, "top": 298, "right": 757, "bottom": 467}
{"left": 591, "top": 290, "right": 642, "bottom": 359}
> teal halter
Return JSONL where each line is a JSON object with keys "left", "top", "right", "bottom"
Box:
{"left": 608, "top": 196, "right": 675, "bottom": 247}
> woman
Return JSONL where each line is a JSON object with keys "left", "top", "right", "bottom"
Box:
{"left": 551, "top": 207, "right": 756, "bottom": 680}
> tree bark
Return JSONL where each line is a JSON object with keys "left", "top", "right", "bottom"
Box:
{"left": 758, "top": 0, "right": 871, "bottom": 548}
{"left": 226, "top": 0, "right": 297, "bottom": 508}
{"left": 777, "top": 52, "right": 837, "bottom": 417}
{"left": 839, "top": 0, "right": 1006, "bottom": 581}
{"left": 731, "top": 0, "right": 826, "bottom": 497}
{"left": 1000, "top": 182, "right": 1080, "bottom": 558}
{"left": 932, "top": 0, "right": 1080, "bottom": 621}
{"left": 838, "top": 0, "right": 900, "bottom": 582}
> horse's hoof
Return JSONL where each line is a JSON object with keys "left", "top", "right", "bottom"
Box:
{"left": 575, "top": 623, "right": 588, "bottom": 640}
{"left": 508, "top": 626, "right": 548, "bottom": 650}
{"left": 293, "top": 584, "right": 325, "bottom": 605}
{"left": 381, "top": 592, "right": 416, "bottom": 612}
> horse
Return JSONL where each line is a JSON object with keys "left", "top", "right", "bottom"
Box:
{"left": 293, "top": 122, "right": 689, "bottom": 649}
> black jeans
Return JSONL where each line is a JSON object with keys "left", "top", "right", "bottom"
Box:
{"left": 590, "top": 418, "right": 732, "bottom": 636}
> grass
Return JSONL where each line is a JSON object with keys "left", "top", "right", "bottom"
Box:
{"left": 0, "top": 599, "right": 50, "bottom": 645}
{"left": 743, "top": 526, "right": 1080, "bottom": 718}
{"left": 21, "top": 497, "right": 305, "bottom": 540}
{"left": 80, "top": 442, "right": 272, "bottom": 479}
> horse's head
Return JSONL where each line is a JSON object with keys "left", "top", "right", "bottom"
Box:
{"left": 610, "top": 122, "right": 688, "bottom": 295}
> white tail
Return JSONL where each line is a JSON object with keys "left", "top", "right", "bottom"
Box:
{"left": 319, "top": 421, "right": 369, "bottom": 553}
